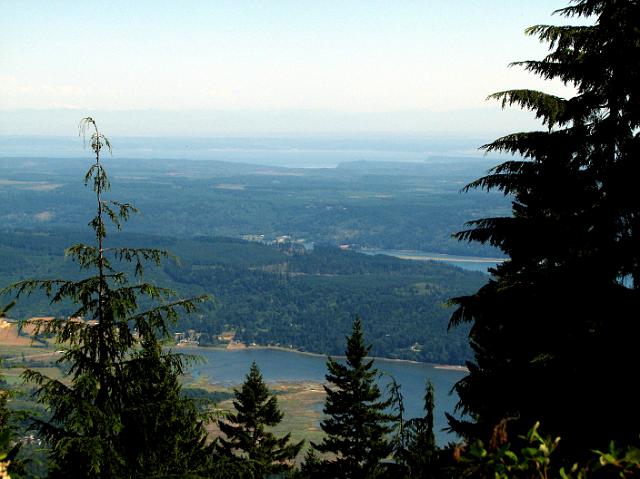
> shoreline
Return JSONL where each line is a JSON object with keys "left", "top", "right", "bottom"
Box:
{"left": 359, "top": 248, "right": 505, "bottom": 265}
{"left": 397, "top": 255, "right": 502, "bottom": 264}
{"left": 175, "top": 343, "right": 469, "bottom": 372}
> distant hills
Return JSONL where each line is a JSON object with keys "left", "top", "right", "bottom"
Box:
{"left": 0, "top": 155, "right": 501, "bottom": 364}
{"left": 0, "top": 230, "right": 486, "bottom": 365}
{"left": 0, "top": 156, "right": 507, "bottom": 256}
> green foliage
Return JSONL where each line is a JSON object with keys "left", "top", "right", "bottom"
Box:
{"left": 392, "top": 380, "right": 438, "bottom": 477}
{"left": 182, "top": 387, "right": 234, "bottom": 406}
{"left": 0, "top": 381, "right": 20, "bottom": 478}
{"left": 449, "top": 0, "right": 640, "bottom": 452}
{"left": 1, "top": 119, "right": 211, "bottom": 478}
{"left": 0, "top": 155, "right": 507, "bottom": 257}
{"left": 313, "top": 317, "right": 395, "bottom": 478}
{"left": 456, "top": 421, "right": 562, "bottom": 479}
{"left": 299, "top": 448, "right": 323, "bottom": 479}
{"left": 0, "top": 230, "right": 484, "bottom": 365}
{"left": 454, "top": 422, "right": 640, "bottom": 479}
{"left": 591, "top": 443, "right": 640, "bottom": 478}
{"left": 117, "top": 339, "right": 212, "bottom": 478}
{"left": 216, "top": 362, "right": 303, "bottom": 478}
{"left": 0, "top": 302, "right": 25, "bottom": 478}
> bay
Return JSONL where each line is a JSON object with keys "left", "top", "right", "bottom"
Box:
{"left": 360, "top": 248, "right": 504, "bottom": 273}
{"left": 188, "top": 347, "right": 467, "bottom": 444}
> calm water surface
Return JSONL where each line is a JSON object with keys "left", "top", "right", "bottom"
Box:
{"left": 360, "top": 248, "right": 504, "bottom": 273}
{"left": 188, "top": 348, "right": 466, "bottom": 444}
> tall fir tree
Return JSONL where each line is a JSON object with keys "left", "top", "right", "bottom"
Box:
{"left": 2, "top": 118, "right": 211, "bottom": 478}
{"left": 216, "top": 361, "right": 303, "bottom": 478}
{"left": 313, "top": 317, "right": 395, "bottom": 479}
{"left": 448, "top": 0, "right": 640, "bottom": 453}
{"left": 394, "top": 381, "right": 437, "bottom": 478}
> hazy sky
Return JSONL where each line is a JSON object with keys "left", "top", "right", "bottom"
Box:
{"left": 1, "top": 0, "right": 585, "bottom": 136}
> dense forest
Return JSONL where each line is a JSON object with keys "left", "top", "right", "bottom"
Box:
{"left": 0, "top": 229, "right": 484, "bottom": 364}
{"left": 0, "top": 155, "right": 507, "bottom": 256}
{"left": 2, "top": 0, "right": 640, "bottom": 477}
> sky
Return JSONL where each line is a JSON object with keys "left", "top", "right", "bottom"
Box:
{"left": 1, "top": 0, "right": 585, "bottom": 137}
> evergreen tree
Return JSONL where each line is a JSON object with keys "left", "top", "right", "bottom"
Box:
{"left": 216, "top": 361, "right": 303, "bottom": 478}
{"left": 299, "top": 448, "right": 323, "bottom": 479}
{"left": 396, "top": 381, "right": 437, "bottom": 477}
{"left": 1, "top": 304, "right": 16, "bottom": 441}
{"left": 2, "top": 118, "right": 211, "bottom": 478}
{"left": 449, "top": 0, "right": 640, "bottom": 453}
{"left": 313, "top": 317, "right": 394, "bottom": 479}
{"left": 0, "top": 302, "right": 23, "bottom": 478}
{"left": 118, "top": 337, "right": 211, "bottom": 478}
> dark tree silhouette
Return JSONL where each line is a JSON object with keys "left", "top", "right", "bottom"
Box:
{"left": 395, "top": 380, "right": 438, "bottom": 477}
{"left": 448, "top": 0, "right": 640, "bottom": 454}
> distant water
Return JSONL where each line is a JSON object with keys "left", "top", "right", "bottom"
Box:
{"left": 188, "top": 348, "right": 466, "bottom": 444}
{"left": 360, "top": 248, "right": 504, "bottom": 273}
{"left": 0, "top": 135, "right": 497, "bottom": 169}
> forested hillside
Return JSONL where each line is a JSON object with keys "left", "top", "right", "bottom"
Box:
{"left": 3, "top": 0, "right": 640, "bottom": 477}
{"left": 0, "top": 156, "right": 507, "bottom": 256}
{"left": 0, "top": 229, "right": 485, "bottom": 364}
